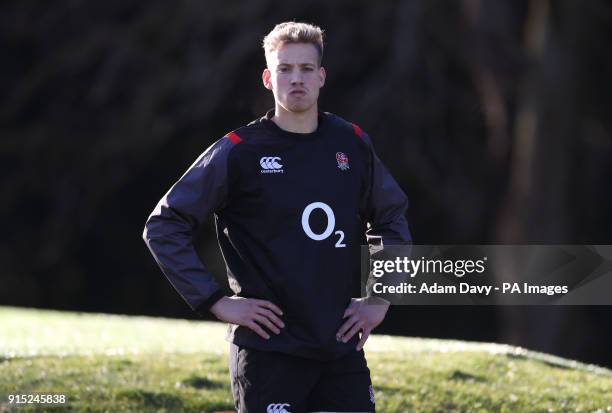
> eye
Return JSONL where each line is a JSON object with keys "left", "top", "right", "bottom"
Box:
{"left": 278, "top": 66, "right": 289, "bottom": 73}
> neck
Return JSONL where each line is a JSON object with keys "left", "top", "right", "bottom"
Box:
{"left": 272, "top": 103, "right": 318, "bottom": 133}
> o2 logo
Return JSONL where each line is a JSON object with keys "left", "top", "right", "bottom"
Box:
{"left": 301, "top": 202, "right": 346, "bottom": 248}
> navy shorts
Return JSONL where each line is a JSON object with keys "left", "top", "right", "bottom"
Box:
{"left": 229, "top": 343, "right": 376, "bottom": 413}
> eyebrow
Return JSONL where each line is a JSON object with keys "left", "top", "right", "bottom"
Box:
{"left": 277, "top": 62, "right": 316, "bottom": 67}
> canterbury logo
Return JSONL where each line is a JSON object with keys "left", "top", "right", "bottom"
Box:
{"left": 260, "top": 156, "right": 284, "bottom": 174}
{"left": 266, "top": 403, "right": 291, "bottom": 413}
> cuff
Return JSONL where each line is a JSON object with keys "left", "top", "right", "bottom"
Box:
{"left": 194, "top": 289, "right": 226, "bottom": 316}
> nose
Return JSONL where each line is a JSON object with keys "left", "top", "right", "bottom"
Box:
{"left": 290, "top": 71, "right": 304, "bottom": 85}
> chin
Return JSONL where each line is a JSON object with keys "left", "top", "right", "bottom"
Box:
{"left": 285, "top": 101, "right": 315, "bottom": 114}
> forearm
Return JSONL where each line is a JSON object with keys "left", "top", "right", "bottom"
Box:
{"left": 143, "top": 217, "right": 223, "bottom": 314}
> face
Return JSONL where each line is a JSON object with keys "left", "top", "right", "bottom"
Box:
{"left": 262, "top": 42, "right": 326, "bottom": 114}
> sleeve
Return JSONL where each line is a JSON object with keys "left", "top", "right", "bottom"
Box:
{"left": 359, "top": 131, "right": 413, "bottom": 302}
{"left": 142, "top": 137, "right": 236, "bottom": 316}
{"left": 360, "top": 132, "right": 412, "bottom": 246}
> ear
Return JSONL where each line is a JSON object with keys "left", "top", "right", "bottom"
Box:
{"left": 262, "top": 68, "right": 273, "bottom": 91}
{"left": 319, "top": 66, "right": 326, "bottom": 88}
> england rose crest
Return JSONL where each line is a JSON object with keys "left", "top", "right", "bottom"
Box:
{"left": 336, "top": 152, "right": 350, "bottom": 171}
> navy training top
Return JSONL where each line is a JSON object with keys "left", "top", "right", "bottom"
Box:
{"left": 143, "top": 109, "right": 411, "bottom": 360}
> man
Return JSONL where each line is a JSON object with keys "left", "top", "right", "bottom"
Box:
{"left": 143, "top": 21, "right": 411, "bottom": 413}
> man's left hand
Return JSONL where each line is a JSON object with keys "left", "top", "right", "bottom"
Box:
{"left": 336, "top": 297, "right": 390, "bottom": 351}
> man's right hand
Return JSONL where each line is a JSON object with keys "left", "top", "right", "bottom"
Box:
{"left": 209, "top": 296, "right": 285, "bottom": 340}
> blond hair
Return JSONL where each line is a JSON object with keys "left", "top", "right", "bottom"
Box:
{"left": 262, "top": 22, "right": 324, "bottom": 66}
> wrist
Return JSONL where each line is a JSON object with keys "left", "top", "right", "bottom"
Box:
{"left": 209, "top": 295, "right": 230, "bottom": 318}
{"left": 364, "top": 296, "right": 390, "bottom": 306}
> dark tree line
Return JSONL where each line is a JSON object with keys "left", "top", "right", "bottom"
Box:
{"left": 2, "top": 0, "right": 612, "bottom": 366}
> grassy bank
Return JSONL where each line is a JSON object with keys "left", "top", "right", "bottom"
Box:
{"left": 0, "top": 306, "right": 610, "bottom": 412}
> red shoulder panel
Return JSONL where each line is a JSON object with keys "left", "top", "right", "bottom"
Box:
{"left": 226, "top": 131, "right": 243, "bottom": 144}
{"left": 351, "top": 123, "right": 363, "bottom": 138}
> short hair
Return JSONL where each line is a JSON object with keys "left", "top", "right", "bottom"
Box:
{"left": 262, "top": 22, "right": 324, "bottom": 66}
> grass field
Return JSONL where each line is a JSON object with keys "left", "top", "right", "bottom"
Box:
{"left": 0, "top": 306, "right": 610, "bottom": 413}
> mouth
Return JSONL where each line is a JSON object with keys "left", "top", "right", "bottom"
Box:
{"left": 290, "top": 90, "right": 306, "bottom": 96}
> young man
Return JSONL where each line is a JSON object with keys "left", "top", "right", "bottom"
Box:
{"left": 143, "top": 22, "right": 411, "bottom": 413}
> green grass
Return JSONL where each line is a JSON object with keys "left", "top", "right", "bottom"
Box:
{"left": 0, "top": 306, "right": 610, "bottom": 412}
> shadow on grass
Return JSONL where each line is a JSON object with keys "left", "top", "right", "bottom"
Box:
{"left": 181, "top": 375, "right": 225, "bottom": 389}
{"left": 506, "top": 353, "right": 571, "bottom": 370}
{"left": 537, "top": 360, "right": 571, "bottom": 370}
{"left": 117, "top": 359, "right": 134, "bottom": 366}
{"left": 207, "top": 402, "right": 237, "bottom": 412}
{"left": 506, "top": 353, "right": 527, "bottom": 361}
{"left": 449, "top": 370, "right": 487, "bottom": 382}
{"left": 117, "top": 389, "right": 183, "bottom": 409}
